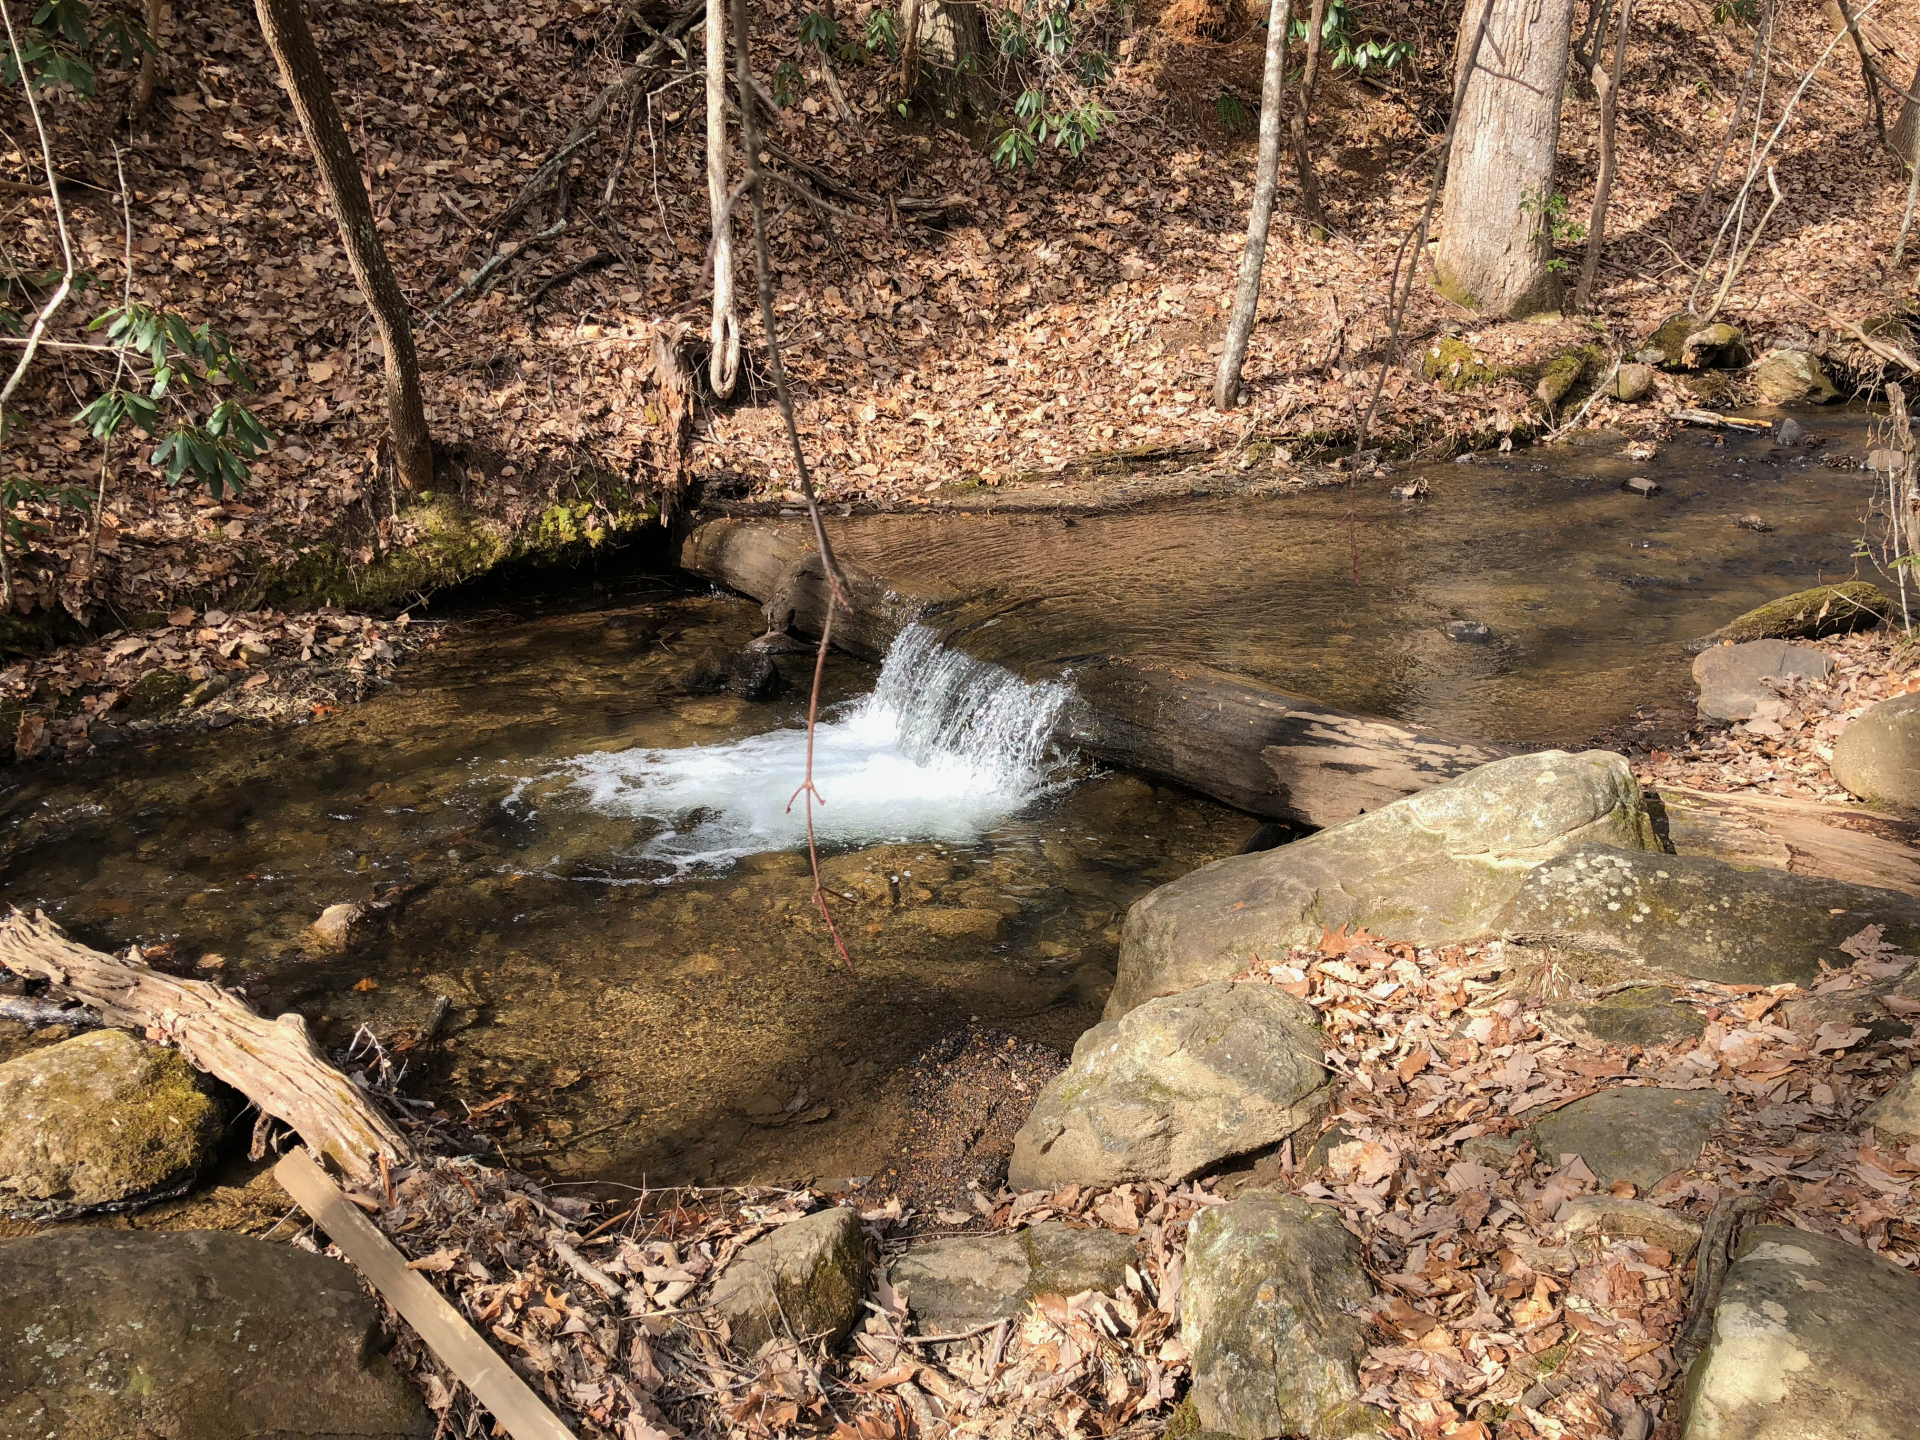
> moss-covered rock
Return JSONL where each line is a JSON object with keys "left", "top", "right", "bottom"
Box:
{"left": 708, "top": 1206, "right": 868, "bottom": 1353}
{"left": 1533, "top": 343, "right": 1607, "bottom": 411}
{"left": 122, "top": 667, "right": 197, "bottom": 717}
{"left": 1639, "top": 313, "right": 1750, "bottom": 371}
{"left": 0, "top": 1029, "right": 225, "bottom": 1216}
{"left": 1639, "top": 312, "right": 1699, "bottom": 368}
{"left": 1422, "top": 336, "right": 1498, "bottom": 393}
{"left": 1686, "top": 581, "right": 1892, "bottom": 650}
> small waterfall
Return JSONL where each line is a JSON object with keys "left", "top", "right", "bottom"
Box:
{"left": 560, "top": 624, "right": 1072, "bottom": 873}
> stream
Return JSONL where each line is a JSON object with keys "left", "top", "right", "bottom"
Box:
{"left": 0, "top": 408, "right": 1893, "bottom": 1187}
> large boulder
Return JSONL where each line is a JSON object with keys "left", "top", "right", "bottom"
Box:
{"left": 1685, "top": 581, "right": 1892, "bottom": 651}
{"left": 1751, "top": 350, "right": 1840, "bottom": 404}
{"left": 1682, "top": 1225, "right": 1920, "bottom": 1440}
{"left": 1832, "top": 692, "right": 1920, "bottom": 813}
{"left": 889, "top": 1223, "right": 1137, "bottom": 1331}
{"left": 1009, "top": 982, "right": 1328, "bottom": 1190}
{"left": 1530, "top": 1087, "right": 1726, "bottom": 1191}
{"left": 1691, "top": 640, "right": 1833, "bottom": 721}
{"left": 0, "top": 1228, "right": 427, "bottom": 1440}
{"left": 0, "top": 1028, "right": 224, "bottom": 1216}
{"left": 1181, "top": 1191, "right": 1385, "bottom": 1440}
{"left": 1503, "top": 845, "right": 1920, "bottom": 987}
{"left": 707, "top": 1206, "right": 868, "bottom": 1354}
{"left": 1111, "top": 751, "right": 1656, "bottom": 1017}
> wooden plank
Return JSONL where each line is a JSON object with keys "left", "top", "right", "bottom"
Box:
{"left": 0, "top": 909, "right": 410, "bottom": 1184}
{"left": 274, "top": 1150, "right": 577, "bottom": 1440}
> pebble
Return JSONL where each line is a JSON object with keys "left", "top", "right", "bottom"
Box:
{"left": 1445, "top": 620, "right": 1493, "bottom": 644}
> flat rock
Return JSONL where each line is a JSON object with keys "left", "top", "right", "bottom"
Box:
{"left": 0, "top": 1029, "right": 224, "bottom": 1216}
{"left": 1832, "top": 692, "right": 1920, "bottom": 813}
{"left": 1539, "top": 986, "right": 1704, "bottom": 1050}
{"left": 1530, "top": 1087, "right": 1726, "bottom": 1190}
{"left": 708, "top": 1206, "right": 868, "bottom": 1353}
{"left": 1686, "top": 581, "right": 1891, "bottom": 650}
{"left": 0, "top": 1228, "right": 427, "bottom": 1440}
{"left": 1691, "top": 640, "right": 1833, "bottom": 721}
{"left": 1111, "top": 751, "right": 1657, "bottom": 1016}
{"left": 1557, "top": 1195, "right": 1703, "bottom": 1256}
{"left": 889, "top": 1223, "right": 1137, "bottom": 1332}
{"left": 1751, "top": 350, "right": 1839, "bottom": 405}
{"left": 1181, "top": 1191, "right": 1385, "bottom": 1440}
{"left": 1682, "top": 1225, "right": 1920, "bottom": 1440}
{"left": 1865, "top": 1069, "right": 1920, "bottom": 1146}
{"left": 1009, "top": 981, "right": 1328, "bottom": 1190}
{"left": 1503, "top": 845, "right": 1920, "bottom": 987}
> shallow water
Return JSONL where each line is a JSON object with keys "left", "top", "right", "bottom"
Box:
{"left": 0, "top": 409, "right": 1892, "bottom": 1186}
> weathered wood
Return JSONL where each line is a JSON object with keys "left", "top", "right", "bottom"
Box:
{"left": 0, "top": 910, "right": 410, "bottom": 1185}
{"left": 1652, "top": 786, "right": 1920, "bottom": 897}
{"left": 681, "top": 518, "right": 1512, "bottom": 826}
{"left": 275, "top": 1150, "right": 577, "bottom": 1440}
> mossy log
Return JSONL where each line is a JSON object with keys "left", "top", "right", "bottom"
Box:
{"left": 1686, "top": 581, "right": 1892, "bottom": 651}
{"left": 0, "top": 909, "right": 411, "bottom": 1184}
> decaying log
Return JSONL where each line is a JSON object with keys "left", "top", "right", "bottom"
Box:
{"left": 275, "top": 1150, "right": 575, "bottom": 1440}
{"left": 0, "top": 909, "right": 411, "bottom": 1185}
{"left": 1652, "top": 785, "right": 1920, "bottom": 897}
{"left": 680, "top": 517, "right": 1511, "bottom": 826}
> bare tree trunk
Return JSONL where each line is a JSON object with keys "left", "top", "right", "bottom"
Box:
{"left": 1288, "top": 0, "right": 1327, "bottom": 232}
{"left": 132, "top": 0, "right": 162, "bottom": 114}
{"left": 1434, "top": 0, "right": 1577, "bottom": 317}
{"left": 1893, "top": 56, "right": 1920, "bottom": 167}
{"left": 705, "top": 0, "right": 740, "bottom": 397}
{"left": 1826, "top": 0, "right": 1885, "bottom": 142}
{"left": 1212, "top": 0, "right": 1294, "bottom": 411}
{"left": 1575, "top": 0, "right": 1631, "bottom": 310}
{"left": 253, "top": 0, "right": 433, "bottom": 493}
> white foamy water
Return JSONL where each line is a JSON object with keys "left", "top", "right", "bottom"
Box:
{"left": 560, "top": 625, "right": 1072, "bottom": 871}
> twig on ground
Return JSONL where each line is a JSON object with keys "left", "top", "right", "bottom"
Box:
{"left": 428, "top": 221, "right": 566, "bottom": 322}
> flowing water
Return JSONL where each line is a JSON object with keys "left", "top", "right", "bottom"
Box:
{"left": 0, "top": 408, "right": 1895, "bottom": 1186}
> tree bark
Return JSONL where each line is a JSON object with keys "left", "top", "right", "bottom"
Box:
{"left": 1574, "top": 0, "right": 1631, "bottom": 310}
{"left": 1288, "top": 0, "right": 1327, "bottom": 232}
{"left": 1433, "top": 0, "right": 1577, "bottom": 317}
{"left": 253, "top": 0, "right": 433, "bottom": 492}
{"left": 1893, "top": 56, "right": 1920, "bottom": 167}
{"left": 1211, "top": 0, "right": 1294, "bottom": 411}
{"left": 705, "top": 0, "right": 740, "bottom": 397}
{"left": 132, "top": 0, "right": 162, "bottom": 114}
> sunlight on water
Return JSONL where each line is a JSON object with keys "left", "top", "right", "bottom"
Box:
{"left": 560, "top": 625, "right": 1073, "bottom": 871}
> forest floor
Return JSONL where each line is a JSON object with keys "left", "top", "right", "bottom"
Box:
{"left": 2, "top": 0, "right": 1918, "bottom": 655}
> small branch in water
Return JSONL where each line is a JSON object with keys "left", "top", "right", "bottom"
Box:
{"left": 787, "top": 595, "right": 854, "bottom": 972}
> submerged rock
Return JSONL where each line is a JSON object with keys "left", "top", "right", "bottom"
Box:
{"left": 1181, "top": 1191, "right": 1384, "bottom": 1440}
{"left": 1110, "top": 751, "right": 1656, "bottom": 1017}
{"left": 1009, "top": 981, "right": 1328, "bottom": 1190}
{"left": 1682, "top": 1225, "right": 1920, "bottom": 1440}
{"left": 1530, "top": 1087, "right": 1725, "bottom": 1190}
{"left": 310, "top": 899, "right": 369, "bottom": 950}
{"left": 1444, "top": 620, "right": 1493, "bottom": 644}
{"left": 1686, "top": 581, "right": 1891, "bottom": 650}
{"left": 1832, "top": 692, "right": 1920, "bottom": 813}
{"left": 0, "top": 1228, "right": 427, "bottom": 1440}
{"left": 1504, "top": 845, "right": 1920, "bottom": 987}
{"left": 1691, "top": 639, "right": 1833, "bottom": 721}
{"left": 708, "top": 1206, "right": 868, "bottom": 1353}
{"left": 684, "top": 645, "right": 782, "bottom": 700}
{"left": 889, "top": 1223, "right": 1137, "bottom": 1331}
{"left": 0, "top": 1029, "right": 224, "bottom": 1215}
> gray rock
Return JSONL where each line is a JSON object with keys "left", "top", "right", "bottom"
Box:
{"left": 1681, "top": 322, "right": 1751, "bottom": 370}
{"left": 1557, "top": 1195, "right": 1703, "bottom": 1257}
{"left": 1009, "top": 982, "right": 1328, "bottom": 1190}
{"left": 1504, "top": 845, "right": 1920, "bottom": 987}
{"left": 1609, "top": 362, "right": 1655, "bottom": 402}
{"left": 1622, "top": 476, "right": 1661, "bottom": 497}
{"left": 1460, "top": 1132, "right": 1526, "bottom": 1170}
{"left": 1111, "top": 751, "right": 1657, "bottom": 1017}
{"left": 1752, "top": 351, "right": 1838, "bottom": 406}
{"left": 0, "top": 1228, "right": 428, "bottom": 1440}
{"left": 1832, "top": 693, "right": 1920, "bottom": 813}
{"left": 1539, "top": 986, "right": 1704, "bottom": 1050}
{"left": 889, "top": 1223, "right": 1137, "bottom": 1331}
{"left": 1779, "top": 959, "right": 1920, "bottom": 1046}
{"left": 1772, "top": 417, "right": 1808, "bottom": 448}
{"left": 1445, "top": 620, "right": 1493, "bottom": 644}
{"left": 708, "top": 1206, "right": 868, "bottom": 1353}
{"left": 310, "top": 900, "right": 367, "bottom": 949}
{"left": 1530, "top": 1087, "right": 1726, "bottom": 1190}
{"left": 0, "top": 1029, "right": 224, "bottom": 1216}
{"left": 685, "top": 645, "right": 782, "bottom": 700}
{"left": 1691, "top": 639, "right": 1833, "bottom": 721}
{"left": 1866, "top": 1069, "right": 1920, "bottom": 1146}
{"left": 1181, "top": 1191, "right": 1385, "bottom": 1440}
{"left": 1682, "top": 1225, "right": 1920, "bottom": 1440}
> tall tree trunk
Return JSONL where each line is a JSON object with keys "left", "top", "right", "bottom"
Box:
{"left": 1574, "top": 0, "right": 1631, "bottom": 310}
{"left": 1433, "top": 0, "right": 1577, "bottom": 317}
{"left": 1893, "top": 56, "right": 1920, "bottom": 167}
{"left": 705, "top": 0, "right": 740, "bottom": 397}
{"left": 253, "top": 0, "right": 432, "bottom": 492}
{"left": 1288, "top": 0, "right": 1327, "bottom": 232}
{"left": 132, "top": 0, "right": 162, "bottom": 114}
{"left": 1211, "top": 0, "right": 1294, "bottom": 411}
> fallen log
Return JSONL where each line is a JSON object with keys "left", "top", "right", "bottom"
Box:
{"left": 680, "top": 518, "right": 1512, "bottom": 826}
{"left": 0, "top": 909, "right": 411, "bottom": 1185}
{"left": 1652, "top": 784, "right": 1920, "bottom": 896}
